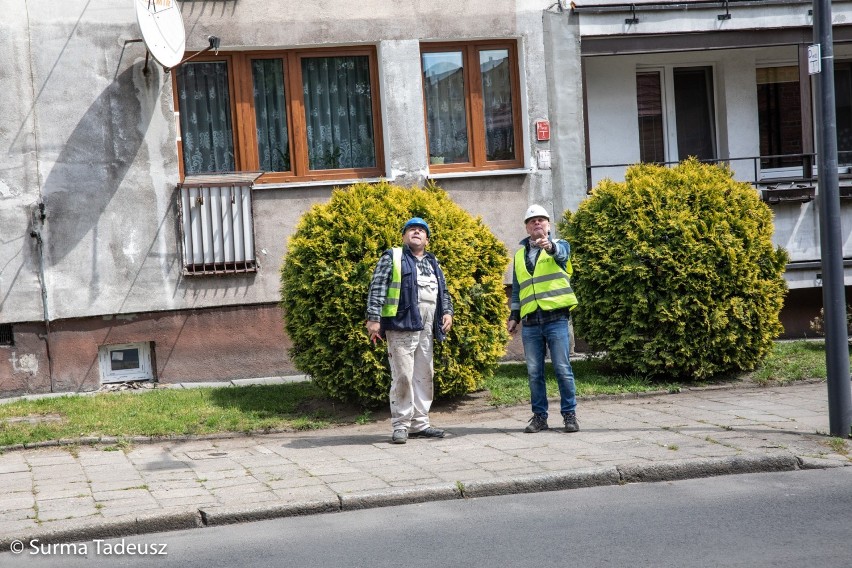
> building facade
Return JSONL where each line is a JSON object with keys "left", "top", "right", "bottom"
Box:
{"left": 0, "top": 0, "right": 586, "bottom": 395}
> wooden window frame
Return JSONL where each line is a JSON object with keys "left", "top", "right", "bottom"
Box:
{"left": 420, "top": 40, "right": 524, "bottom": 173}
{"left": 172, "top": 46, "right": 385, "bottom": 184}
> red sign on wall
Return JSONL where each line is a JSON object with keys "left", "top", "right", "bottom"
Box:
{"left": 535, "top": 120, "right": 550, "bottom": 142}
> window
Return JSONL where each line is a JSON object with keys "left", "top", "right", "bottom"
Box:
{"left": 637, "top": 72, "right": 665, "bottom": 164}
{"left": 98, "top": 342, "right": 154, "bottom": 383}
{"left": 421, "top": 41, "right": 523, "bottom": 171}
{"left": 757, "top": 66, "right": 803, "bottom": 170}
{"left": 173, "top": 47, "right": 384, "bottom": 183}
{"left": 635, "top": 66, "right": 717, "bottom": 164}
{"left": 672, "top": 67, "right": 716, "bottom": 161}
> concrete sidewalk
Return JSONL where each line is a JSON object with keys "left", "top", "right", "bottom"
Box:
{"left": 0, "top": 381, "right": 849, "bottom": 547}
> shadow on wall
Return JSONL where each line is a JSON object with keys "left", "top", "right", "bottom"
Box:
{"left": 41, "top": 62, "right": 160, "bottom": 264}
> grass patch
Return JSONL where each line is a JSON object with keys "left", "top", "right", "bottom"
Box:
{"left": 484, "top": 358, "right": 680, "bottom": 407}
{"left": 485, "top": 340, "right": 831, "bottom": 407}
{"left": 0, "top": 382, "right": 353, "bottom": 447}
{"left": 748, "top": 340, "right": 831, "bottom": 385}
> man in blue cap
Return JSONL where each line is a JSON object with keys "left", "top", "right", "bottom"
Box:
{"left": 366, "top": 217, "right": 454, "bottom": 444}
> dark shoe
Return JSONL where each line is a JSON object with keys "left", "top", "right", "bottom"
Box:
{"left": 563, "top": 412, "right": 579, "bottom": 433}
{"left": 524, "top": 414, "right": 549, "bottom": 433}
{"left": 408, "top": 427, "right": 445, "bottom": 438}
{"left": 392, "top": 428, "right": 408, "bottom": 444}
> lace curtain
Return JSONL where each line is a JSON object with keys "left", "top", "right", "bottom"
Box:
{"left": 301, "top": 55, "right": 376, "bottom": 170}
{"left": 178, "top": 56, "right": 376, "bottom": 175}
{"left": 176, "top": 62, "right": 235, "bottom": 175}
{"left": 252, "top": 59, "right": 290, "bottom": 172}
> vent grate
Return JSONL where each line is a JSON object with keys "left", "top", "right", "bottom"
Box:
{"left": 0, "top": 324, "right": 13, "bottom": 346}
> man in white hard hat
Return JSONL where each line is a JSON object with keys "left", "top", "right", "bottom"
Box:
{"left": 507, "top": 204, "right": 580, "bottom": 433}
{"left": 366, "top": 217, "right": 454, "bottom": 444}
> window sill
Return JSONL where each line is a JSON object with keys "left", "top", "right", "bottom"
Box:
{"left": 253, "top": 177, "right": 386, "bottom": 190}
{"left": 426, "top": 168, "right": 533, "bottom": 180}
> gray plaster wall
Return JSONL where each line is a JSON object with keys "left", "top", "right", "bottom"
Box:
{"left": 1, "top": 0, "right": 574, "bottom": 325}
{"left": 543, "top": 10, "right": 587, "bottom": 224}
{"left": 0, "top": 2, "right": 43, "bottom": 323}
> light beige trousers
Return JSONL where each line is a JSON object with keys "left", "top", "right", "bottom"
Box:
{"left": 386, "top": 295, "right": 437, "bottom": 432}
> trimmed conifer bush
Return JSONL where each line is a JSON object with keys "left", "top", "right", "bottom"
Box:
{"left": 559, "top": 159, "right": 788, "bottom": 380}
{"left": 280, "top": 181, "right": 510, "bottom": 406}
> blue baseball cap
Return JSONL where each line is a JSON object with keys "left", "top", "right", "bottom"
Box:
{"left": 402, "top": 217, "right": 430, "bottom": 237}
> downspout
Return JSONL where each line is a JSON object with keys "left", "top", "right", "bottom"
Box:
{"left": 23, "top": 2, "right": 53, "bottom": 392}
{"left": 29, "top": 202, "right": 54, "bottom": 393}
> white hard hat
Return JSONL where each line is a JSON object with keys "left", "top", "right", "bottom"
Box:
{"left": 524, "top": 204, "right": 550, "bottom": 223}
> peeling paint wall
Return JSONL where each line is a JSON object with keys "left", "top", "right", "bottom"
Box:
{"left": 0, "top": 323, "right": 51, "bottom": 396}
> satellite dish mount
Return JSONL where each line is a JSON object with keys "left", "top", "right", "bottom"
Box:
{"left": 127, "top": 0, "right": 219, "bottom": 74}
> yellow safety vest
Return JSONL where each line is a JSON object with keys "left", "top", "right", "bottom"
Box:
{"left": 515, "top": 247, "right": 578, "bottom": 318}
{"left": 381, "top": 248, "right": 403, "bottom": 317}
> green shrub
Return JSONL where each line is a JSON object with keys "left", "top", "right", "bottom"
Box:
{"left": 280, "top": 181, "right": 510, "bottom": 406}
{"left": 559, "top": 159, "right": 788, "bottom": 380}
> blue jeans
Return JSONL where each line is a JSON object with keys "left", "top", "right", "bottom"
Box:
{"left": 521, "top": 317, "right": 577, "bottom": 418}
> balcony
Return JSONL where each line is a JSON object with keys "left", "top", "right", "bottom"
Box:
{"left": 585, "top": 152, "right": 852, "bottom": 204}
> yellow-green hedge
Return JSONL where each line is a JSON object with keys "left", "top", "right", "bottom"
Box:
{"left": 280, "top": 182, "right": 509, "bottom": 406}
{"left": 559, "top": 159, "right": 788, "bottom": 379}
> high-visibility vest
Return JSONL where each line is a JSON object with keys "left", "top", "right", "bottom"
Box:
{"left": 515, "top": 247, "right": 578, "bottom": 318}
{"left": 381, "top": 248, "right": 403, "bottom": 317}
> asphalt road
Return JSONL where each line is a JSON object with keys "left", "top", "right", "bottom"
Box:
{"left": 5, "top": 468, "right": 852, "bottom": 567}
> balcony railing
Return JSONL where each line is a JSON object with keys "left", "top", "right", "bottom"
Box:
{"left": 587, "top": 151, "right": 852, "bottom": 203}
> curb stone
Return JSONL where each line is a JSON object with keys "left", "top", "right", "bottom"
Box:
{"left": 462, "top": 466, "right": 620, "bottom": 498}
{"left": 199, "top": 498, "right": 340, "bottom": 526}
{"left": 798, "top": 455, "right": 852, "bottom": 469}
{"left": 616, "top": 453, "right": 800, "bottom": 483}
{"left": 0, "top": 510, "right": 201, "bottom": 550}
{"left": 339, "top": 483, "right": 462, "bottom": 510}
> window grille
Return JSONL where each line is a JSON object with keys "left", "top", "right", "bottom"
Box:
{"left": 178, "top": 174, "right": 260, "bottom": 275}
{"left": 0, "top": 324, "right": 12, "bottom": 346}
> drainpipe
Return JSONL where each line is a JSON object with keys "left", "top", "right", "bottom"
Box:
{"left": 29, "top": 201, "right": 54, "bottom": 393}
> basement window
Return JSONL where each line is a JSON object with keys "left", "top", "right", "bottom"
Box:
{"left": 0, "top": 324, "right": 12, "bottom": 346}
{"left": 98, "top": 342, "right": 154, "bottom": 384}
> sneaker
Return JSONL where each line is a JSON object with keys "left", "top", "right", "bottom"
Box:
{"left": 563, "top": 412, "right": 579, "bottom": 433}
{"left": 408, "top": 427, "right": 445, "bottom": 438}
{"left": 524, "top": 414, "right": 549, "bottom": 433}
{"left": 391, "top": 428, "right": 408, "bottom": 444}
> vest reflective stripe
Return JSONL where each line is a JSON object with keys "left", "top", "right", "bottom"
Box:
{"left": 515, "top": 248, "right": 578, "bottom": 318}
{"left": 381, "top": 247, "right": 403, "bottom": 317}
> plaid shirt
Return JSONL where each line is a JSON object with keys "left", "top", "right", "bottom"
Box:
{"left": 366, "top": 247, "right": 454, "bottom": 322}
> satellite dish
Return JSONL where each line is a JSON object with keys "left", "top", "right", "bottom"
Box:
{"left": 134, "top": 0, "right": 186, "bottom": 69}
